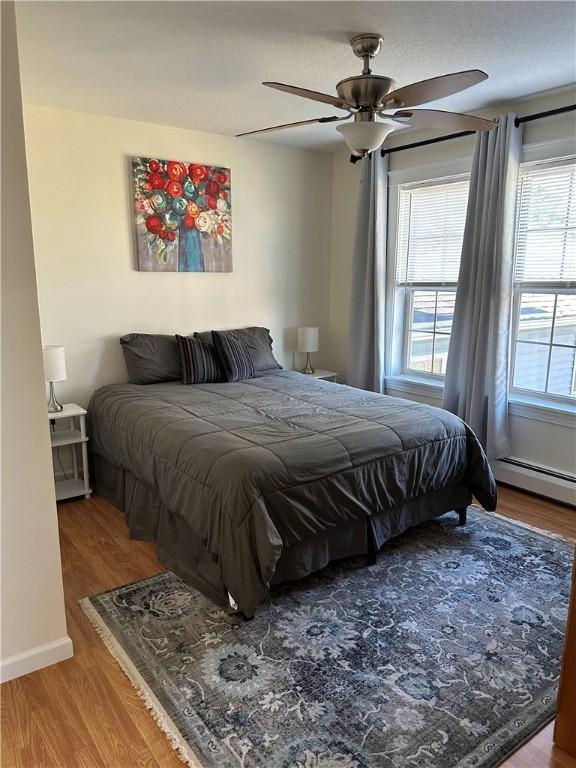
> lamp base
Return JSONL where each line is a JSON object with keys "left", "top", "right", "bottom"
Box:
{"left": 47, "top": 381, "right": 64, "bottom": 413}
{"left": 300, "top": 353, "right": 315, "bottom": 375}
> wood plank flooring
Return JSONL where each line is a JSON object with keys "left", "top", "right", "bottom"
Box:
{"left": 1, "top": 486, "right": 575, "bottom": 768}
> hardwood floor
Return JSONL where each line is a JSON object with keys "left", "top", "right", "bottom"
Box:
{"left": 1, "top": 486, "right": 575, "bottom": 768}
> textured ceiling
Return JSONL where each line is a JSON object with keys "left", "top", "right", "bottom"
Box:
{"left": 16, "top": 1, "right": 576, "bottom": 152}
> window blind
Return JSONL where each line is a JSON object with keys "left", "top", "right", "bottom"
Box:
{"left": 514, "top": 162, "right": 576, "bottom": 283}
{"left": 396, "top": 178, "right": 469, "bottom": 284}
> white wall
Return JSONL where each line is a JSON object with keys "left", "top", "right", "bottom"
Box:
{"left": 327, "top": 89, "right": 576, "bottom": 496}
{"left": 23, "top": 106, "right": 333, "bottom": 407}
{"left": 0, "top": 1, "right": 72, "bottom": 682}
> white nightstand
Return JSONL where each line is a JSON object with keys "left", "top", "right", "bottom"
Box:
{"left": 48, "top": 403, "right": 92, "bottom": 501}
{"left": 301, "top": 369, "right": 338, "bottom": 382}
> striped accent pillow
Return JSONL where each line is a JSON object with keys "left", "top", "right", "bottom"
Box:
{"left": 212, "top": 331, "right": 255, "bottom": 382}
{"left": 175, "top": 335, "right": 222, "bottom": 384}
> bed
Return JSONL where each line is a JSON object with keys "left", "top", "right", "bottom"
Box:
{"left": 89, "top": 370, "right": 497, "bottom": 617}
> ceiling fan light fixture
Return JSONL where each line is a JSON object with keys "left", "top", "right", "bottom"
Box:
{"left": 336, "top": 120, "right": 396, "bottom": 156}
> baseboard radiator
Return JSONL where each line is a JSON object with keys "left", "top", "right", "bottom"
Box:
{"left": 501, "top": 458, "right": 576, "bottom": 484}
{"left": 495, "top": 457, "right": 576, "bottom": 507}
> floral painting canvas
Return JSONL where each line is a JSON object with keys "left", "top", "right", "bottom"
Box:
{"left": 132, "top": 156, "right": 232, "bottom": 272}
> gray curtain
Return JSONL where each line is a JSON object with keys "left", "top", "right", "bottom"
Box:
{"left": 443, "top": 113, "right": 523, "bottom": 459}
{"left": 347, "top": 153, "right": 389, "bottom": 392}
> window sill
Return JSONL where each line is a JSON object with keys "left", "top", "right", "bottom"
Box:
{"left": 385, "top": 375, "right": 576, "bottom": 427}
{"left": 507, "top": 394, "right": 575, "bottom": 427}
{"left": 385, "top": 375, "right": 443, "bottom": 402}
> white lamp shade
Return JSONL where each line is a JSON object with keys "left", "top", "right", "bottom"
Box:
{"left": 336, "top": 120, "right": 397, "bottom": 155}
{"left": 297, "top": 327, "right": 319, "bottom": 353}
{"left": 43, "top": 345, "right": 67, "bottom": 383}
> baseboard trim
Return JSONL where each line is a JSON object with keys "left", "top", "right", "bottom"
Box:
{"left": 493, "top": 460, "right": 576, "bottom": 507}
{"left": 0, "top": 635, "right": 74, "bottom": 683}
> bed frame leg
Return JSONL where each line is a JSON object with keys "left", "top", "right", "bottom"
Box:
{"left": 366, "top": 524, "right": 378, "bottom": 565}
{"left": 456, "top": 507, "right": 468, "bottom": 526}
{"left": 226, "top": 610, "right": 254, "bottom": 624}
{"left": 227, "top": 592, "right": 253, "bottom": 621}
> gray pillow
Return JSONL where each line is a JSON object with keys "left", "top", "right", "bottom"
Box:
{"left": 120, "top": 333, "right": 182, "bottom": 384}
{"left": 195, "top": 327, "right": 281, "bottom": 372}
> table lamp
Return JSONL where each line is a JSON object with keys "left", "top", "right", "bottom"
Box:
{"left": 43, "top": 345, "right": 67, "bottom": 413}
{"left": 297, "top": 327, "right": 319, "bottom": 375}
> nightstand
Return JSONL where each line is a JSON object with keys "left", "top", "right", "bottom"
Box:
{"left": 301, "top": 369, "right": 338, "bottom": 382}
{"left": 48, "top": 403, "right": 92, "bottom": 501}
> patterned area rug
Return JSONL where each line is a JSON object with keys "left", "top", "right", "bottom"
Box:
{"left": 81, "top": 508, "right": 573, "bottom": 768}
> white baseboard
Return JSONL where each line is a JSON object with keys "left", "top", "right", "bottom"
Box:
{"left": 0, "top": 635, "right": 74, "bottom": 683}
{"left": 493, "top": 460, "right": 576, "bottom": 507}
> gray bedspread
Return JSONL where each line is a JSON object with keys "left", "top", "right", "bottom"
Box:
{"left": 89, "top": 371, "right": 496, "bottom": 613}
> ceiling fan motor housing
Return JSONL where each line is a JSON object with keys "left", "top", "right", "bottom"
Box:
{"left": 336, "top": 75, "right": 397, "bottom": 109}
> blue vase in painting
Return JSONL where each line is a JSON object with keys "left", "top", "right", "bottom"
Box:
{"left": 178, "top": 227, "right": 205, "bottom": 272}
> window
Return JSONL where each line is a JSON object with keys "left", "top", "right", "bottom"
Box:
{"left": 394, "top": 177, "right": 469, "bottom": 378}
{"left": 511, "top": 161, "right": 576, "bottom": 403}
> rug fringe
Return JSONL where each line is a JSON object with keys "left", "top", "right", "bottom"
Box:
{"left": 472, "top": 505, "right": 576, "bottom": 545}
{"left": 79, "top": 598, "right": 204, "bottom": 768}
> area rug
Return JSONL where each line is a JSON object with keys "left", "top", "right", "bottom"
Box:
{"left": 80, "top": 508, "right": 574, "bottom": 768}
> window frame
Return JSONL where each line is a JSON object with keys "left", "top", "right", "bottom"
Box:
{"left": 508, "top": 157, "right": 576, "bottom": 406}
{"left": 386, "top": 148, "right": 576, "bottom": 416}
{"left": 387, "top": 169, "right": 470, "bottom": 383}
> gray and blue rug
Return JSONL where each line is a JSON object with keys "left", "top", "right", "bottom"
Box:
{"left": 81, "top": 508, "right": 574, "bottom": 768}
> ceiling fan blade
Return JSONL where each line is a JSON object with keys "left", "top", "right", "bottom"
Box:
{"left": 388, "top": 109, "right": 497, "bottom": 133}
{"left": 381, "top": 69, "right": 488, "bottom": 108}
{"left": 263, "top": 81, "right": 353, "bottom": 110}
{"left": 236, "top": 115, "right": 350, "bottom": 137}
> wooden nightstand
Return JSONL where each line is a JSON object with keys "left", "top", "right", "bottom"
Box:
{"left": 301, "top": 369, "right": 338, "bottom": 382}
{"left": 48, "top": 403, "right": 92, "bottom": 501}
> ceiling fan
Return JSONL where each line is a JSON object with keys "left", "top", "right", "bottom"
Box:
{"left": 237, "top": 33, "right": 496, "bottom": 156}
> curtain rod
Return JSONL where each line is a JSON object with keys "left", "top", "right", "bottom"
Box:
{"left": 350, "top": 103, "right": 576, "bottom": 162}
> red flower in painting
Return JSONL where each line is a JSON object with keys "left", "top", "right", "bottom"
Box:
{"left": 137, "top": 157, "right": 231, "bottom": 255}
{"left": 149, "top": 172, "right": 166, "bottom": 190}
{"left": 145, "top": 215, "right": 163, "bottom": 235}
{"left": 189, "top": 164, "right": 208, "bottom": 183}
{"left": 167, "top": 161, "right": 187, "bottom": 181}
{"left": 166, "top": 181, "right": 184, "bottom": 198}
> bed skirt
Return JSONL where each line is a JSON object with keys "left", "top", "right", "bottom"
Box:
{"left": 92, "top": 452, "right": 472, "bottom": 610}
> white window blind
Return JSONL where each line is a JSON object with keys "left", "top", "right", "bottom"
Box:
{"left": 396, "top": 179, "right": 469, "bottom": 285}
{"left": 511, "top": 160, "right": 576, "bottom": 402}
{"left": 514, "top": 163, "right": 576, "bottom": 283}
